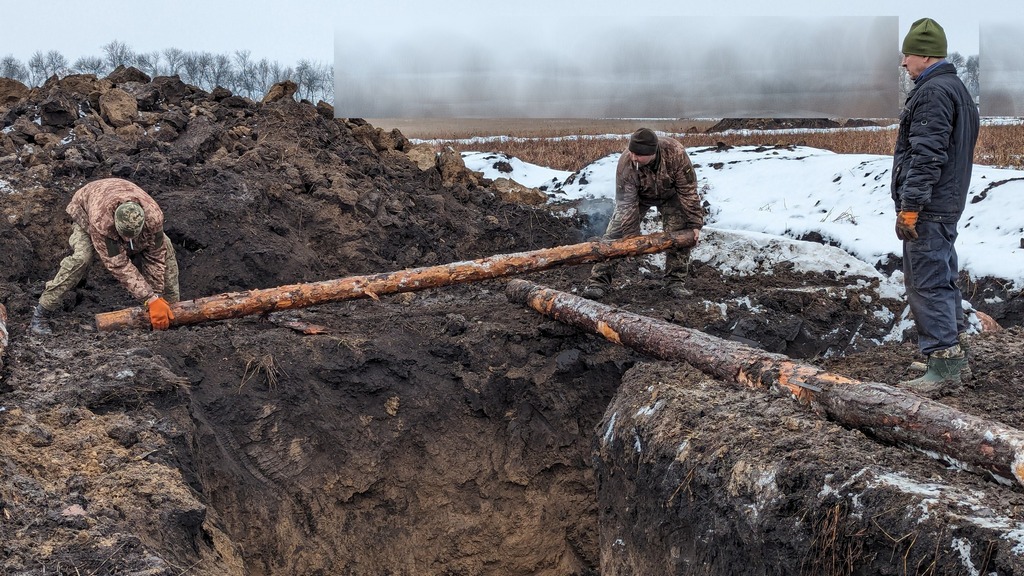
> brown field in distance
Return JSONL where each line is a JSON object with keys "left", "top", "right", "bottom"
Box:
{"left": 367, "top": 118, "right": 1024, "bottom": 173}
{"left": 365, "top": 118, "right": 720, "bottom": 140}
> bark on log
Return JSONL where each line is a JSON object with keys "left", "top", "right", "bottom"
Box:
{"left": 0, "top": 303, "right": 7, "bottom": 374}
{"left": 505, "top": 278, "right": 1024, "bottom": 489}
{"left": 96, "top": 231, "right": 697, "bottom": 332}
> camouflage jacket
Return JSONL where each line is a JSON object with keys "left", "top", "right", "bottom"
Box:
{"left": 614, "top": 136, "right": 703, "bottom": 237}
{"left": 66, "top": 178, "right": 167, "bottom": 301}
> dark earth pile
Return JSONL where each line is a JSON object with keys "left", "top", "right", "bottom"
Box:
{"left": 705, "top": 118, "right": 879, "bottom": 132}
{"left": 1, "top": 69, "right": 1023, "bottom": 575}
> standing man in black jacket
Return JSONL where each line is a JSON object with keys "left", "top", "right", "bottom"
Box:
{"left": 892, "top": 17, "right": 979, "bottom": 395}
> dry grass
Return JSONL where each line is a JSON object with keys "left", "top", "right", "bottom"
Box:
{"left": 976, "top": 125, "right": 1024, "bottom": 168}
{"left": 371, "top": 118, "right": 1024, "bottom": 173}
{"left": 239, "top": 354, "right": 283, "bottom": 391}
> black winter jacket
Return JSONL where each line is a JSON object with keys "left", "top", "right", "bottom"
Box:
{"left": 891, "top": 62, "right": 979, "bottom": 223}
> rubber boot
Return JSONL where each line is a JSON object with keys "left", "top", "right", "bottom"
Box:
{"left": 580, "top": 284, "right": 607, "bottom": 299}
{"left": 909, "top": 334, "right": 973, "bottom": 382}
{"left": 899, "top": 344, "right": 965, "bottom": 396}
{"left": 30, "top": 305, "right": 53, "bottom": 336}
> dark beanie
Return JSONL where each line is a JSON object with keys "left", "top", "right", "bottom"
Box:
{"left": 628, "top": 128, "right": 659, "bottom": 155}
{"left": 902, "top": 17, "right": 947, "bottom": 57}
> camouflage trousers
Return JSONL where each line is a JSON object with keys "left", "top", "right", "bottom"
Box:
{"left": 586, "top": 204, "right": 692, "bottom": 287}
{"left": 38, "top": 224, "right": 180, "bottom": 312}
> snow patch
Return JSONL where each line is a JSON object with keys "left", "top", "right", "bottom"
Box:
{"left": 603, "top": 413, "right": 617, "bottom": 444}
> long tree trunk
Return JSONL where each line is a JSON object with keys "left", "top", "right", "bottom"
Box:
{"left": 505, "top": 278, "right": 1024, "bottom": 489}
{"left": 95, "top": 231, "right": 697, "bottom": 332}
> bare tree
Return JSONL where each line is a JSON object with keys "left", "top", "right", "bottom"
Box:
{"left": 947, "top": 51, "right": 966, "bottom": 71}
{"left": 292, "top": 60, "right": 334, "bottom": 102}
{"left": 27, "top": 51, "right": 48, "bottom": 86}
{"left": 1, "top": 55, "right": 30, "bottom": 83}
{"left": 44, "top": 51, "right": 70, "bottom": 77}
{"left": 180, "top": 51, "right": 203, "bottom": 86}
{"left": 102, "top": 40, "right": 135, "bottom": 70}
{"left": 253, "top": 58, "right": 275, "bottom": 98}
{"left": 964, "top": 55, "right": 980, "bottom": 100}
{"left": 0, "top": 51, "right": 72, "bottom": 88}
{"left": 134, "top": 51, "right": 162, "bottom": 77}
{"left": 163, "top": 47, "right": 185, "bottom": 76}
{"left": 946, "top": 51, "right": 981, "bottom": 103}
{"left": 272, "top": 62, "right": 292, "bottom": 85}
{"left": 321, "top": 65, "right": 334, "bottom": 102}
{"left": 897, "top": 52, "right": 914, "bottom": 107}
{"left": 209, "top": 53, "right": 234, "bottom": 89}
{"left": 73, "top": 56, "right": 106, "bottom": 76}
{"left": 195, "top": 51, "right": 215, "bottom": 88}
{"left": 293, "top": 59, "right": 317, "bottom": 100}
{"left": 233, "top": 50, "right": 260, "bottom": 99}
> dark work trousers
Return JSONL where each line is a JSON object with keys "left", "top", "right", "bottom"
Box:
{"left": 902, "top": 219, "right": 966, "bottom": 355}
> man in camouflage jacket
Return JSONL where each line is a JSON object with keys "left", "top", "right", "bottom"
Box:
{"left": 582, "top": 128, "right": 704, "bottom": 299}
{"left": 31, "top": 178, "right": 180, "bottom": 334}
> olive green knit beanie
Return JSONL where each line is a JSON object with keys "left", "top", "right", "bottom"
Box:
{"left": 902, "top": 18, "right": 947, "bottom": 58}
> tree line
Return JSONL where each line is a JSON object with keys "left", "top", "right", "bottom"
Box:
{"left": 0, "top": 40, "right": 334, "bottom": 103}
{"left": 947, "top": 52, "right": 981, "bottom": 97}
{"left": 0, "top": 41, "right": 982, "bottom": 112}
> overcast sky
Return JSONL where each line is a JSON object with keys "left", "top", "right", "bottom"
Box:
{"left": 2, "top": 0, "right": 338, "bottom": 65}
{"left": 2, "top": 0, "right": 1008, "bottom": 66}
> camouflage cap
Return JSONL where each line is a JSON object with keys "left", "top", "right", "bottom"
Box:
{"left": 114, "top": 202, "right": 145, "bottom": 238}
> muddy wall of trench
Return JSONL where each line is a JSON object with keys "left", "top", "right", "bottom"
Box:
{"left": 596, "top": 362, "right": 1024, "bottom": 576}
{"left": 150, "top": 286, "right": 629, "bottom": 575}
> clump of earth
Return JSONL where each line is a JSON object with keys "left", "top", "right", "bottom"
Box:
{"left": 1, "top": 69, "right": 1022, "bottom": 575}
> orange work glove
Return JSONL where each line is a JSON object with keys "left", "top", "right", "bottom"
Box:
{"left": 895, "top": 210, "right": 919, "bottom": 241}
{"left": 147, "top": 296, "right": 175, "bottom": 330}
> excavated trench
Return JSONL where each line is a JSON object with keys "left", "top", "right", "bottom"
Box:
{"left": 144, "top": 284, "right": 622, "bottom": 575}
{"left": 3, "top": 70, "right": 1024, "bottom": 575}
{"left": 0, "top": 70, "right": 616, "bottom": 574}
{"left": 8, "top": 256, "right": 1024, "bottom": 575}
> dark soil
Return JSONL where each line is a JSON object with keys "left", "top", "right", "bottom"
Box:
{"left": 705, "top": 118, "right": 879, "bottom": 132}
{"left": 1, "top": 70, "right": 1022, "bottom": 575}
{"left": 597, "top": 359, "right": 1024, "bottom": 576}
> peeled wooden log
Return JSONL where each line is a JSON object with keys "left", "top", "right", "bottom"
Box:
{"left": 96, "top": 231, "right": 697, "bottom": 332}
{"left": 0, "top": 303, "right": 7, "bottom": 373}
{"left": 506, "top": 278, "right": 1024, "bottom": 489}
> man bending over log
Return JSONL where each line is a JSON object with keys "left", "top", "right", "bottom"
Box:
{"left": 31, "top": 178, "right": 180, "bottom": 334}
{"left": 580, "top": 128, "right": 704, "bottom": 299}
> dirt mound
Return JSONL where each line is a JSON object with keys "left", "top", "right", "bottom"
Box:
{"left": 0, "top": 73, "right": 578, "bottom": 305}
{"left": 705, "top": 118, "right": 848, "bottom": 132}
{"left": 1, "top": 69, "right": 1023, "bottom": 575}
{"left": 842, "top": 118, "right": 883, "bottom": 127}
{"left": 0, "top": 69, "right": 590, "bottom": 575}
